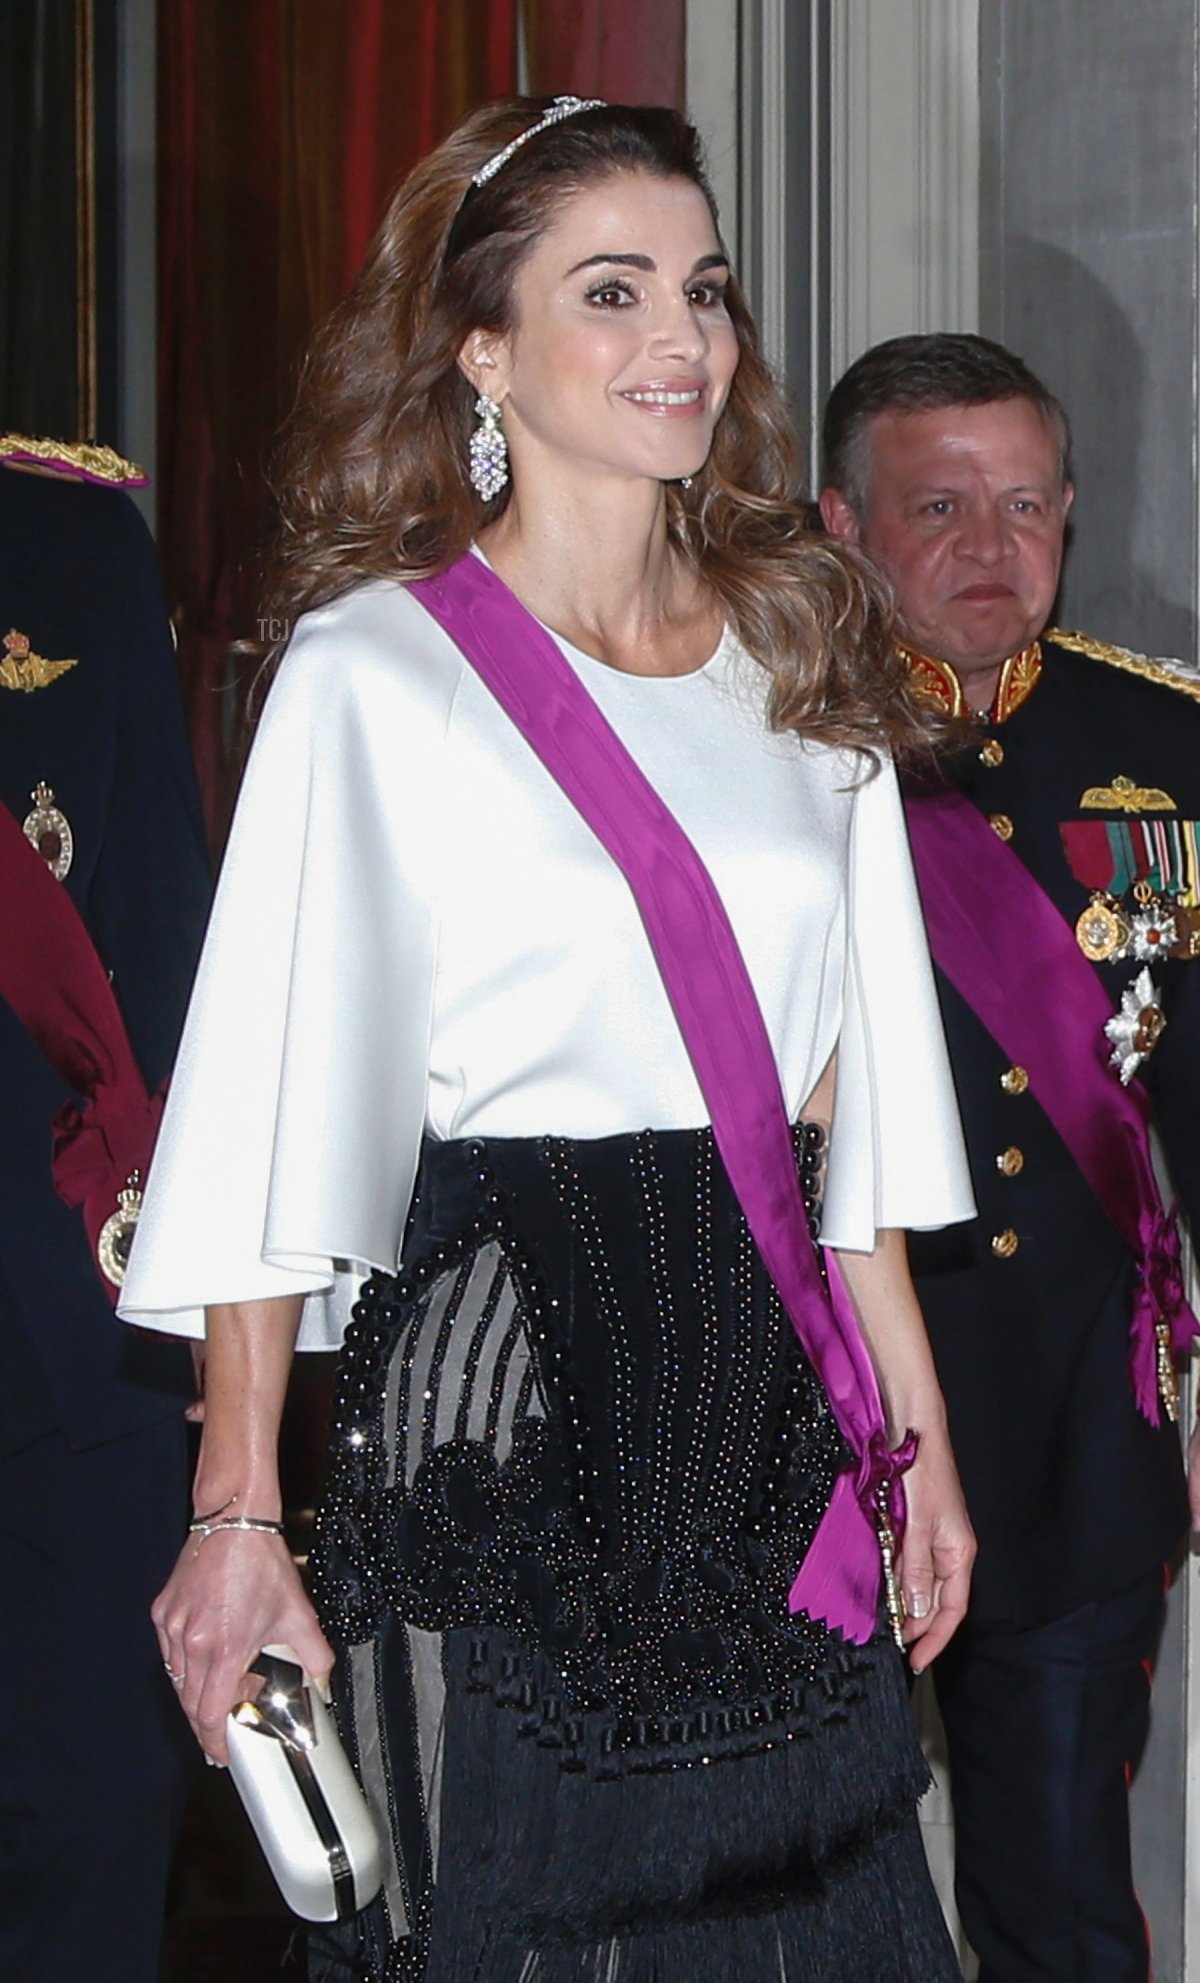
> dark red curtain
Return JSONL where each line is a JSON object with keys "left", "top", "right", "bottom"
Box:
{"left": 524, "top": 0, "right": 685, "bottom": 109}
{"left": 158, "top": 0, "right": 684, "bottom": 841}
{"left": 157, "top": 0, "right": 518, "bottom": 844}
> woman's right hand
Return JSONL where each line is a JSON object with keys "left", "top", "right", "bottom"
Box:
{"left": 155, "top": 1295, "right": 330, "bottom": 1759}
{"left": 152, "top": 1526, "right": 335, "bottom": 1764}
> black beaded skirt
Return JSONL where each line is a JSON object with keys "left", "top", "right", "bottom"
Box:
{"left": 309, "top": 1129, "right": 959, "bottom": 1983}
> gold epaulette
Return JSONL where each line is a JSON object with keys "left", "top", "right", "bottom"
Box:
{"left": 1048, "top": 627, "right": 1200, "bottom": 707}
{"left": 0, "top": 433, "right": 148, "bottom": 486}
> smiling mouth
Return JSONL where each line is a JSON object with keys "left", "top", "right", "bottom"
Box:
{"left": 622, "top": 387, "right": 703, "bottom": 407}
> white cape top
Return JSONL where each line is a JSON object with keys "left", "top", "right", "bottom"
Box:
{"left": 121, "top": 578, "right": 972, "bottom": 1348}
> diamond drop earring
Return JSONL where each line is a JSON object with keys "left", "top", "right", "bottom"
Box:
{"left": 469, "top": 394, "right": 509, "bottom": 500}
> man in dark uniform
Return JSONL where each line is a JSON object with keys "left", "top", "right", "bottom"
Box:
{"left": 819, "top": 335, "right": 1200, "bottom": 1983}
{"left": 0, "top": 437, "right": 210, "bottom": 1983}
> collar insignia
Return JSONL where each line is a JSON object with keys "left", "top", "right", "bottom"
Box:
{"left": 1079, "top": 774, "right": 1177, "bottom": 814}
{"left": 897, "top": 645, "right": 966, "bottom": 717}
{"left": 0, "top": 629, "right": 78, "bottom": 694}
{"left": 896, "top": 641, "right": 1042, "bottom": 723}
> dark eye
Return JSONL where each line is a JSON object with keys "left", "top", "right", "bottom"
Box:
{"left": 585, "top": 279, "right": 636, "bottom": 309}
{"left": 925, "top": 499, "right": 953, "bottom": 516}
{"left": 687, "top": 281, "right": 728, "bottom": 309}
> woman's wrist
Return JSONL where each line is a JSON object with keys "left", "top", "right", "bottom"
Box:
{"left": 880, "top": 1388, "right": 949, "bottom": 1450}
{"left": 190, "top": 1464, "right": 284, "bottom": 1525}
{"left": 190, "top": 1490, "right": 284, "bottom": 1523}
{"left": 190, "top": 1297, "right": 303, "bottom": 1522}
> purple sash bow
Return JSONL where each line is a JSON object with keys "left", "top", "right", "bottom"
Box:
{"left": 905, "top": 779, "right": 1197, "bottom": 1423}
{"left": 410, "top": 554, "right": 910, "bottom": 1645}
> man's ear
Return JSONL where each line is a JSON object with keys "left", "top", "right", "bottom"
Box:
{"left": 818, "top": 486, "right": 862, "bottom": 544}
{"left": 1061, "top": 481, "right": 1075, "bottom": 520}
{"left": 458, "top": 330, "right": 509, "bottom": 402}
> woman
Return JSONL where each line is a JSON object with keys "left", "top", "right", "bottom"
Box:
{"left": 123, "top": 98, "right": 975, "bottom": 1982}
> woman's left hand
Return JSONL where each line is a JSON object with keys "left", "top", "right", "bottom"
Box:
{"left": 829, "top": 1229, "right": 976, "bottom": 1670}
{"left": 895, "top": 1421, "right": 975, "bottom": 1671}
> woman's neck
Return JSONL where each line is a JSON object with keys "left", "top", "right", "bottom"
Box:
{"left": 478, "top": 478, "right": 718, "bottom": 678}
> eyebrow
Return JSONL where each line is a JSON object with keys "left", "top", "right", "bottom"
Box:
{"left": 906, "top": 479, "right": 1055, "bottom": 496}
{"left": 564, "top": 251, "right": 730, "bottom": 277}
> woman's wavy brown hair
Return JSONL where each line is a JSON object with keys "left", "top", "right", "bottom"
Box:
{"left": 264, "top": 97, "right": 945, "bottom": 759}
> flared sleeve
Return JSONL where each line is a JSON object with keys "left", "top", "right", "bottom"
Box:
{"left": 119, "top": 582, "right": 462, "bottom": 1348}
{"left": 821, "top": 755, "right": 974, "bottom": 1250}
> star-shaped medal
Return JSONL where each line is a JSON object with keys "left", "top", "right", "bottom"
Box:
{"left": 1104, "top": 967, "right": 1167, "bottom": 1084}
{"left": 1129, "top": 901, "right": 1177, "bottom": 962}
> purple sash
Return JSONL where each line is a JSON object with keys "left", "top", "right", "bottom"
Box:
{"left": 0, "top": 800, "right": 163, "bottom": 1297}
{"left": 905, "top": 779, "right": 1196, "bottom": 1423}
{"left": 410, "top": 553, "right": 911, "bottom": 1646}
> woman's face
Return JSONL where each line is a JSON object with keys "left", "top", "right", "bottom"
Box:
{"left": 469, "top": 170, "right": 739, "bottom": 491}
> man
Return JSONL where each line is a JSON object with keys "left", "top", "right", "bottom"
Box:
{"left": 819, "top": 334, "right": 1200, "bottom": 1983}
{"left": 0, "top": 436, "right": 210, "bottom": 1983}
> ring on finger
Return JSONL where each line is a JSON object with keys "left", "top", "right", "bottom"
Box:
{"left": 163, "top": 1661, "right": 184, "bottom": 1686}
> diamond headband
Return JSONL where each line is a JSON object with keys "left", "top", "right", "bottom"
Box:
{"left": 471, "top": 95, "right": 607, "bottom": 189}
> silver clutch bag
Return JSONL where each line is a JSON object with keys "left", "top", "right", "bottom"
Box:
{"left": 226, "top": 1646, "right": 383, "bottom": 1922}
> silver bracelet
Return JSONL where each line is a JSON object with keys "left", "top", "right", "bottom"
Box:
{"left": 187, "top": 1493, "right": 285, "bottom": 1544}
{"left": 188, "top": 1513, "right": 287, "bottom": 1544}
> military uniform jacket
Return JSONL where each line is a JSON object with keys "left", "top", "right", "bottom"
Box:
{"left": 905, "top": 632, "right": 1200, "bottom": 1626}
{"left": 0, "top": 466, "right": 210, "bottom": 1454}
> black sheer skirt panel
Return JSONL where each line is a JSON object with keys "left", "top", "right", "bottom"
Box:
{"left": 309, "top": 1129, "right": 958, "bottom": 1983}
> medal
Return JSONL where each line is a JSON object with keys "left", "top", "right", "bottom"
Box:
{"left": 22, "top": 781, "right": 73, "bottom": 881}
{"left": 97, "top": 1170, "right": 143, "bottom": 1288}
{"left": 1170, "top": 905, "right": 1200, "bottom": 959}
{"left": 1076, "top": 892, "right": 1128, "bottom": 962}
{"left": 875, "top": 1484, "right": 906, "bottom": 1652}
{"left": 1063, "top": 817, "right": 1200, "bottom": 964}
{"left": 1133, "top": 1002, "right": 1167, "bottom": 1056}
{"left": 1104, "top": 968, "right": 1167, "bottom": 1085}
{"left": 1127, "top": 878, "right": 1177, "bottom": 962}
{"left": 1156, "top": 1318, "right": 1180, "bottom": 1423}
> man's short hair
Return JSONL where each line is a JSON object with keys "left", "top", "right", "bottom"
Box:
{"left": 823, "top": 332, "right": 1073, "bottom": 518}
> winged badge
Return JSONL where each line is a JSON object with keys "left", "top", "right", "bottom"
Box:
{"left": 0, "top": 628, "right": 78, "bottom": 694}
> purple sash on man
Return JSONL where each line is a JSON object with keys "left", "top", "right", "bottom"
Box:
{"left": 904, "top": 778, "right": 1196, "bottom": 1424}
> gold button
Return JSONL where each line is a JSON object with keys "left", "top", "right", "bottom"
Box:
{"left": 1000, "top": 1064, "right": 1029, "bottom": 1095}
{"left": 979, "top": 738, "right": 1005, "bottom": 767}
{"left": 996, "top": 1146, "right": 1024, "bottom": 1177}
{"left": 991, "top": 1228, "right": 1020, "bottom": 1259}
{"left": 989, "top": 812, "right": 1014, "bottom": 841}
